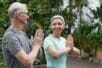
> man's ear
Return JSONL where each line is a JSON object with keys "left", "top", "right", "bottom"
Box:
{"left": 15, "top": 12, "right": 20, "bottom": 19}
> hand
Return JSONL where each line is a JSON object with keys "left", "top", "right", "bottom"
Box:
{"left": 66, "top": 34, "right": 74, "bottom": 49}
{"left": 31, "top": 29, "right": 44, "bottom": 47}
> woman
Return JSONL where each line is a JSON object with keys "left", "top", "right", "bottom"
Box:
{"left": 43, "top": 15, "right": 80, "bottom": 68}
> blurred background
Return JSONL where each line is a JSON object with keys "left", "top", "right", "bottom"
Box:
{"left": 0, "top": 0, "right": 102, "bottom": 67}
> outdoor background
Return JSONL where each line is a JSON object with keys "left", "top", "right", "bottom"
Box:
{"left": 0, "top": 0, "right": 102, "bottom": 68}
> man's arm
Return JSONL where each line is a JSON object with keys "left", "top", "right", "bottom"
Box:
{"left": 15, "top": 46, "right": 40, "bottom": 68}
{"left": 15, "top": 29, "right": 44, "bottom": 67}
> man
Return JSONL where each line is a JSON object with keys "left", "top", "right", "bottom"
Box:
{"left": 2, "top": 2, "right": 44, "bottom": 68}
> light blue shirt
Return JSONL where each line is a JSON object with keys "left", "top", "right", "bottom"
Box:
{"left": 43, "top": 34, "right": 68, "bottom": 68}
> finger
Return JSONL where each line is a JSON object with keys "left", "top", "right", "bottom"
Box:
{"left": 37, "top": 29, "right": 44, "bottom": 38}
{"left": 40, "top": 33, "right": 44, "bottom": 40}
{"left": 35, "top": 30, "right": 41, "bottom": 37}
{"left": 31, "top": 35, "right": 33, "bottom": 41}
{"left": 35, "top": 29, "right": 39, "bottom": 37}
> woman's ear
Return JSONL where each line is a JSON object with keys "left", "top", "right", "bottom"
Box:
{"left": 63, "top": 24, "right": 65, "bottom": 29}
{"left": 63, "top": 25, "right": 65, "bottom": 29}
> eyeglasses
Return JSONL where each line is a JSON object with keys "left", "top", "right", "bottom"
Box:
{"left": 19, "top": 12, "right": 29, "bottom": 15}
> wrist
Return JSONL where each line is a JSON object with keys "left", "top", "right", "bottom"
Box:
{"left": 32, "top": 42, "right": 41, "bottom": 46}
{"left": 66, "top": 47, "right": 72, "bottom": 52}
{"left": 32, "top": 45, "right": 41, "bottom": 49}
{"left": 71, "top": 47, "right": 73, "bottom": 51}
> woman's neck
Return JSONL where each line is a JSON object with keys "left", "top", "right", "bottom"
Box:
{"left": 52, "top": 33, "right": 60, "bottom": 39}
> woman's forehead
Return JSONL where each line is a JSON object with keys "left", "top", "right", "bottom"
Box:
{"left": 50, "top": 15, "right": 65, "bottom": 24}
{"left": 51, "top": 18, "right": 64, "bottom": 24}
{"left": 52, "top": 18, "right": 63, "bottom": 22}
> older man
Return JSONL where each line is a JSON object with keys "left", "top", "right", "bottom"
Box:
{"left": 2, "top": 2, "right": 44, "bottom": 68}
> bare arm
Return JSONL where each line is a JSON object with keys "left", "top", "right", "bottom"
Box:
{"left": 47, "top": 45, "right": 72, "bottom": 59}
{"left": 15, "top": 46, "right": 40, "bottom": 68}
{"left": 15, "top": 29, "right": 44, "bottom": 67}
{"left": 66, "top": 34, "right": 80, "bottom": 56}
{"left": 70, "top": 47, "right": 80, "bottom": 56}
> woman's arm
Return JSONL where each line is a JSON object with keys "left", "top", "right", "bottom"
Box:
{"left": 69, "top": 47, "right": 80, "bottom": 56}
{"left": 47, "top": 45, "right": 72, "bottom": 59}
{"left": 66, "top": 34, "right": 80, "bottom": 56}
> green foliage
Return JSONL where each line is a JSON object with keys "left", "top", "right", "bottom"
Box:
{"left": 92, "top": 4, "right": 102, "bottom": 22}
{"left": 0, "top": 0, "right": 10, "bottom": 37}
{"left": 34, "top": 59, "right": 41, "bottom": 65}
{"left": 89, "top": 32, "right": 102, "bottom": 48}
{"left": 0, "top": 53, "right": 4, "bottom": 68}
{"left": 74, "top": 23, "right": 102, "bottom": 55}
{"left": 0, "top": 0, "right": 102, "bottom": 65}
{"left": 0, "top": 63, "right": 4, "bottom": 68}
{"left": 0, "top": 0, "right": 64, "bottom": 66}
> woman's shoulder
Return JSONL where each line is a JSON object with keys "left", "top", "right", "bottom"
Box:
{"left": 44, "top": 34, "right": 52, "bottom": 41}
{"left": 60, "top": 36, "right": 66, "bottom": 41}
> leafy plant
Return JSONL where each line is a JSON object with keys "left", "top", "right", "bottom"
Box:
{"left": 74, "top": 23, "right": 102, "bottom": 57}
{"left": 0, "top": 63, "right": 4, "bottom": 68}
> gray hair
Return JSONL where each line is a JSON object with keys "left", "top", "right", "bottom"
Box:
{"left": 8, "top": 2, "right": 28, "bottom": 19}
{"left": 50, "top": 15, "right": 65, "bottom": 25}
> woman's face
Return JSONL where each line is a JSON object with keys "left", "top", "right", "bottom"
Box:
{"left": 50, "top": 18, "right": 64, "bottom": 35}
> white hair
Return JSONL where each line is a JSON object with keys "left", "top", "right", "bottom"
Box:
{"left": 50, "top": 15, "right": 65, "bottom": 25}
{"left": 8, "top": 2, "right": 28, "bottom": 19}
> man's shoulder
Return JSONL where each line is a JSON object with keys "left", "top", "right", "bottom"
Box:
{"left": 2, "top": 28, "right": 18, "bottom": 41}
{"left": 3, "top": 30, "right": 14, "bottom": 37}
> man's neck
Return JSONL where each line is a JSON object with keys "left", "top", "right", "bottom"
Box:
{"left": 10, "top": 20, "right": 24, "bottom": 32}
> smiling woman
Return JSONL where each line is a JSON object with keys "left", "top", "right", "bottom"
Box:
{"left": 43, "top": 15, "right": 80, "bottom": 68}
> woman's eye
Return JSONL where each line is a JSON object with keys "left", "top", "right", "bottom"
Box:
{"left": 52, "top": 22, "right": 62, "bottom": 26}
{"left": 52, "top": 23, "right": 56, "bottom": 26}
{"left": 58, "top": 23, "right": 62, "bottom": 25}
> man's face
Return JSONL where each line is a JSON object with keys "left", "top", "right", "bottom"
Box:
{"left": 16, "top": 10, "right": 29, "bottom": 25}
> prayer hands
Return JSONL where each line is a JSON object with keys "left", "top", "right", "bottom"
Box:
{"left": 66, "top": 34, "right": 74, "bottom": 49}
{"left": 31, "top": 29, "right": 44, "bottom": 46}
